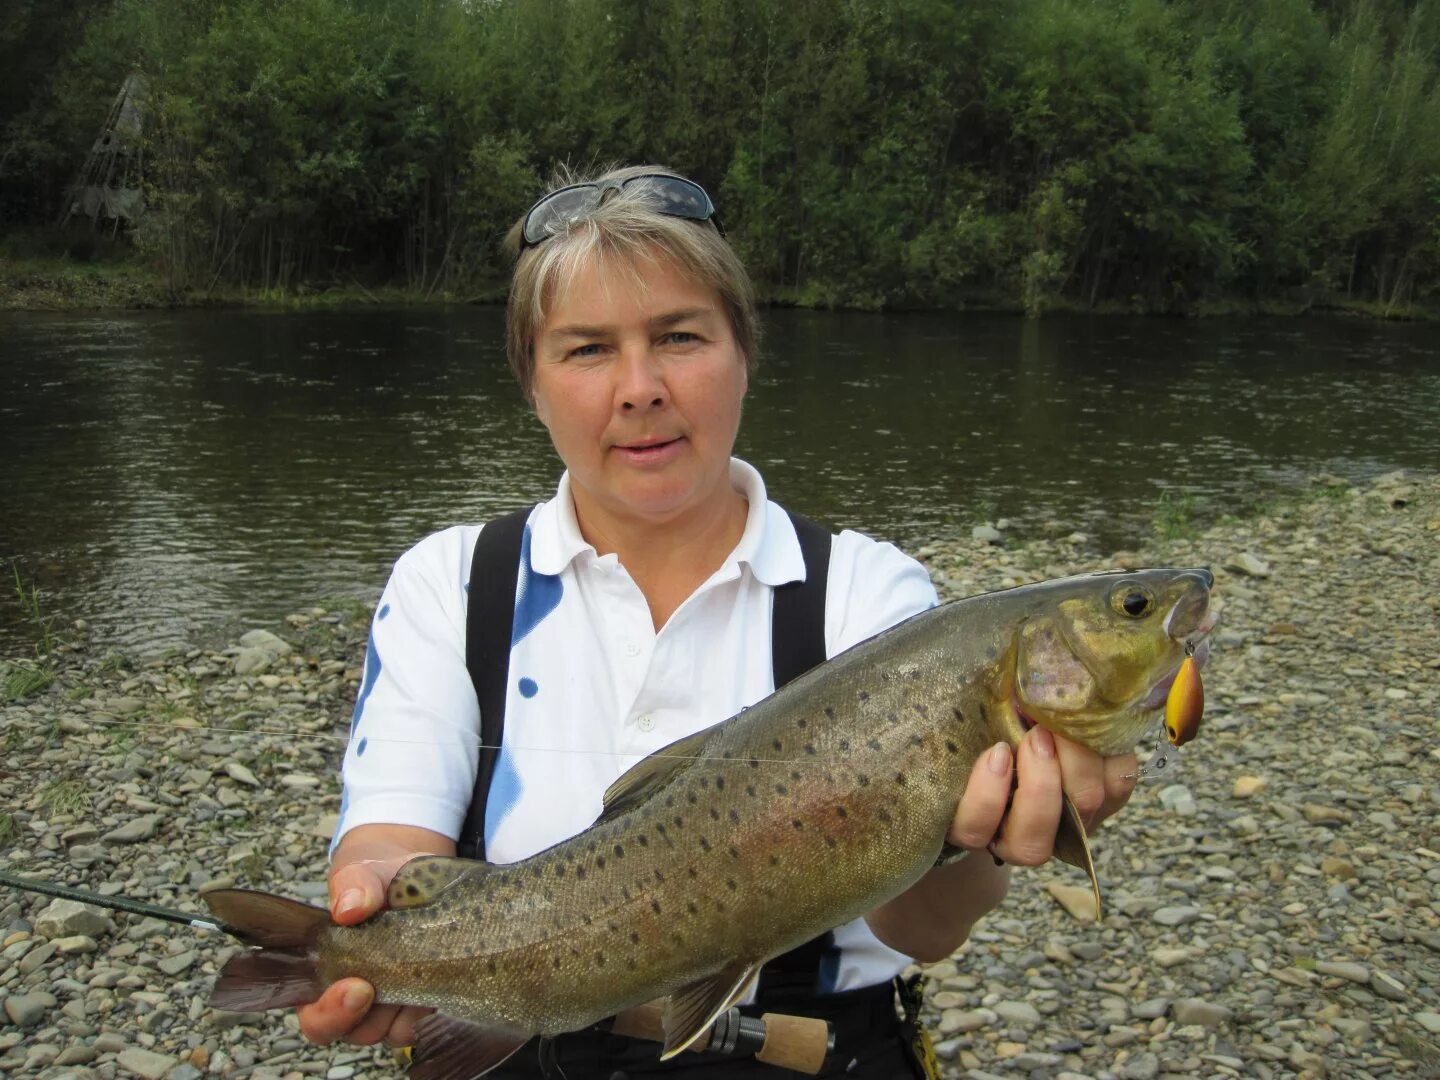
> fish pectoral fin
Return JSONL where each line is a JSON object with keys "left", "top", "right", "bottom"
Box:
{"left": 599, "top": 725, "right": 715, "bottom": 823}
{"left": 409, "top": 1012, "right": 527, "bottom": 1080}
{"left": 659, "top": 960, "right": 762, "bottom": 1060}
{"left": 387, "top": 856, "right": 494, "bottom": 910}
{"left": 934, "top": 843, "right": 970, "bottom": 869}
{"left": 1055, "top": 793, "right": 1103, "bottom": 921}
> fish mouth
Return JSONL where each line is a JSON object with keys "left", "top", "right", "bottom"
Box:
{"left": 1139, "top": 610, "right": 1216, "bottom": 712}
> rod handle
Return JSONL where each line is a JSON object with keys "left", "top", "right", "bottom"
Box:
{"left": 609, "top": 1002, "right": 831, "bottom": 1075}
{"left": 756, "top": 1011, "right": 831, "bottom": 1075}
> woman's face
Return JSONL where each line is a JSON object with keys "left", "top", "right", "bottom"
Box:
{"left": 531, "top": 252, "right": 748, "bottom": 531}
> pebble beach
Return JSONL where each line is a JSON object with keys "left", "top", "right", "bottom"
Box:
{"left": 1, "top": 470, "right": 1436, "bottom": 1080}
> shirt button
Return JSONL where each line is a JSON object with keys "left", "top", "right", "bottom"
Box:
{"left": 636, "top": 714, "right": 654, "bottom": 732}
{"left": 624, "top": 643, "right": 641, "bottom": 658}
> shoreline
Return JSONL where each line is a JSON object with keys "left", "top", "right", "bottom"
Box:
{"left": 1, "top": 471, "right": 1437, "bottom": 1077}
{"left": 2, "top": 258, "right": 1435, "bottom": 321}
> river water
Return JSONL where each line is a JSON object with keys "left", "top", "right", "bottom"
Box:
{"left": 2, "top": 307, "right": 1436, "bottom": 656}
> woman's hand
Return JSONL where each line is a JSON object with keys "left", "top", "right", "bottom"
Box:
{"left": 948, "top": 727, "right": 1137, "bottom": 864}
{"left": 296, "top": 825, "right": 453, "bottom": 1048}
{"left": 866, "top": 727, "right": 1135, "bottom": 961}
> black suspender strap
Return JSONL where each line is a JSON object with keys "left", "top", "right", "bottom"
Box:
{"left": 771, "top": 509, "right": 831, "bottom": 689}
{"left": 762, "top": 509, "right": 837, "bottom": 996}
{"left": 456, "top": 507, "right": 533, "bottom": 861}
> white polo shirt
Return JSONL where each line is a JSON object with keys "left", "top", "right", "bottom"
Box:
{"left": 336, "top": 458, "right": 938, "bottom": 992}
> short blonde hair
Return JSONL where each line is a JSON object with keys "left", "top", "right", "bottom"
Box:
{"left": 505, "top": 164, "right": 760, "bottom": 403}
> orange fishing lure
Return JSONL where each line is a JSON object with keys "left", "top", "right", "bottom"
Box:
{"left": 1164, "top": 655, "right": 1203, "bottom": 746}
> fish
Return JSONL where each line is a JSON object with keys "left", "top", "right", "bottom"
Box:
{"left": 204, "top": 567, "right": 1214, "bottom": 1079}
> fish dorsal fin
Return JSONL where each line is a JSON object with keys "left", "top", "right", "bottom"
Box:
{"left": 409, "top": 1012, "right": 527, "bottom": 1080}
{"left": 659, "top": 959, "right": 761, "bottom": 1060}
{"left": 387, "top": 855, "right": 494, "bottom": 910}
{"left": 599, "top": 725, "right": 714, "bottom": 823}
{"left": 1055, "top": 794, "right": 1103, "bottom": 920}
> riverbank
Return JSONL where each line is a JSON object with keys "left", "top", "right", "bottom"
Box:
{"left": 3, "top": 255, "right": 1435, "bottom": 321}
{"left": 0, "top": 257, "right": 507, "bottom": 312}
{"left": 1, "top": 472, "right": 1437, "bottom": 1078}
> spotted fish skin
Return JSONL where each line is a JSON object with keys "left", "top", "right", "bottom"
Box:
{"left": 209, "top": 568, "right": 1213, "bottom": 1048}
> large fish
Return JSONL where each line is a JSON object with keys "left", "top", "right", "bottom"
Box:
{"left": 206, "top": 567, "right": 1214, "bottom": 1078}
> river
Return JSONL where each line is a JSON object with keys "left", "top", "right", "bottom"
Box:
{"left": 2, "top": 307, "right": 1436, "bottom": 656}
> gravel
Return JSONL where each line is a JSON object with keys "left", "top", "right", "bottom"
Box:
{"left": 1, "top": 470, "right": 1437, "bottom": 1078}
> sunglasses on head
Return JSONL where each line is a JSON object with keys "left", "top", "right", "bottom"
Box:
{"left": 519, "top": 173, "right": 723, "bottom": 251}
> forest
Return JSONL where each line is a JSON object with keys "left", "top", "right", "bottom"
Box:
{"left": 2, "top": 0, "right": 1438, "bottom": 314}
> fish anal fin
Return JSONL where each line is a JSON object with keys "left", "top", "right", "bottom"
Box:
{"left": 210, "top": 950, "right": 322, "bottom": 1011}
{"left": 202, "top": 889, "right": 330, "bottom": 947}
{"left": 1055, "top": 793, "right": 1103, "bottom": 921}
{"left": 410, "top": 1013, "right": 528, "bottom": 1080}
{"left": 600, "top": 726, "right": 714, "bottom": 823}
{"left": 387, "top": 855, "right": 493, "bottom": 910}
{"left": 660, "top": 960, "right": 761, "bottom": 1059}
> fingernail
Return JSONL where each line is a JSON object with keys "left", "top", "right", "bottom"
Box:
{"left": 1032, "top": 727, "right": 1056, "bottom": 759}
{"left": 334, "top": 889, "right": 365, "bottom": 920}
{"left": 342, "top": 983, "right": 372, "bottom": 1013}
{"left": 987, "top": 742, "right": 1011, "bottom": 775}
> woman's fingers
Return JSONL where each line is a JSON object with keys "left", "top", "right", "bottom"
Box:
{"left": 1052, "top": 733, "right": 1108, "bottom": 830}
{"left": 297, "top": 978, "right": 375, "bottom": 1045}
{"left": 949, "top": 731, "right": 1141, "bottom": 871}
{"left": 991, "top": 727, "right": 1063, "bottom": 865}
{"left": 1100, "top": 749, "right": 1139, "bottom": 824}
{"left": 345, "top": 1002, "right": 403, "bottom": 1047}
{"left": 298, "top": 863, "right": 398, "bottom": 1046}
{"left": 947, "top": 741, "right": 1014, "bottom": 849}
{"left": 328, "top": 861, "right": 388, "bottom": 925}
{"left": 388, "top": 1006, "right": 433, "bottom": 1048}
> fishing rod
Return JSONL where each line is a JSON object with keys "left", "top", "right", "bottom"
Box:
{"left": 0, "top": 868, "right": 231, "bottom": 935}
{"left": 0, "top": 869, "right": 835, "bottom": 1075}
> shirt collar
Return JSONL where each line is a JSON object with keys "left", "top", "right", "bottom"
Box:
{"left": 526, "top": 458, "right": 807, "bottom": 588}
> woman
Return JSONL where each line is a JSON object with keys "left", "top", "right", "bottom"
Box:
{"left": 297, "top": 166, "right": 1137, "bottom": 1076}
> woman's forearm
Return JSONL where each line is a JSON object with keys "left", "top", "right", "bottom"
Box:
{"left": 865, "top": 853, "right": 1012, "bottom": 963}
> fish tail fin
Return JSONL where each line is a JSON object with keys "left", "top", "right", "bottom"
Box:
{"left": 212, "top": 950, "right": 324, "bottom": 1011}
{"left": 203, "top": 888, "right": 331, "bottom": 948}
{"left": 202, "top": 889, "right": 332, "bottom": 1012}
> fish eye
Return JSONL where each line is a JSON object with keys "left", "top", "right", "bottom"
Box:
{"left": 1111, "top": 585, "right": 1154, "bottom": 618}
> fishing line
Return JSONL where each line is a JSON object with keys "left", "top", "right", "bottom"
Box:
{"left": 8, "top": 711, "right": 1175, "bottom": 782}
{"left": 4, "top": 713, "right": 847, "bottom": 767}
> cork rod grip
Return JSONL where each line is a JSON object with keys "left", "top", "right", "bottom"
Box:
{"left": 756, "top": 1011, "right": 831, "bottom": 1075}
{"left": 608, "top": 1003, "right": 831, "bottom": 1074}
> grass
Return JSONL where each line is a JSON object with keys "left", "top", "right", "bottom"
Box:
{"left": 102, "top": 723, "right": 138, "bottom": 753}
{"left": 11, "top": 563, "right": 61, "bottom": 656}
{"left": 97, "top": 650, "right": 134, "bottom": 675}
{"left": 1397, "top": 1029, "right": 1439, "bottom": 1071}
{"left": 1302, "top": 478, "right": 1355, "bottom": 504}
{"left": 235, "top": 839, "right": 273, "bottom": 883}
{"left": 0, "top": 813, "right": 19, "bottom": 847}
{"left": 1151, "top": 489, "right": 1201, "bottom": 542}
{"left": 2, "top": 663, "right": 54, "bottom": 702}
{"left": 38, "top": 778, "right": 92, "bottom": 816}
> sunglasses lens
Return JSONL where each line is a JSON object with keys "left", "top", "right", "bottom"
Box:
{"left": 520, "top": 176, "right": 718, "bottom": 250}
{"left": 631, "top": 176, "right": 711, "bottom": 220}
{"left": 523, "top": 185, "right": 601, "bottom": 246}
